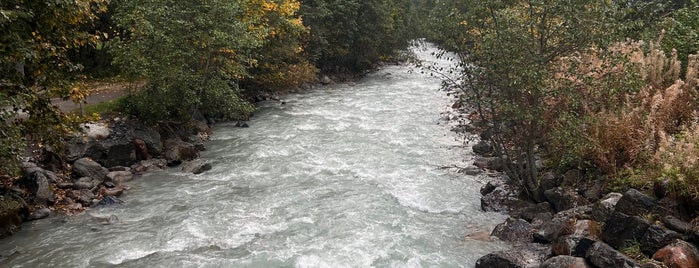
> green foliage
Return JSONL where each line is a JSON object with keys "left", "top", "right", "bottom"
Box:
{"left": 110, "top": 0, "right": 261, "bottom": 123}
{"left": 660, "top": 2, "right": 699, "bottom": 72}
{"left": 1, "top": 0, "right": 108, "bottom": 174}
{"left": 430, "top": 0, "right": 614, "bottom": 198}
{"left": 300, "top": 0, "right": 416, "bottom": 72}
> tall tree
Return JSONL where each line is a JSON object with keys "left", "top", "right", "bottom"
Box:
{"left": 300, "top": 0, "right": 415, "bottom": 72}
{"left": 111, "top": 0, "right": 262, "bottom": 122}
{"left": 430, "top": 0, "right": 614, "bottom": 199}
{"left": 1, "top": 0, "right": 108, "bottom": 176}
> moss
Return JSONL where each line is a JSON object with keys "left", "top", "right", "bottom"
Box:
{"left": 0, "top": 195, "right": 28, "bottom": 238}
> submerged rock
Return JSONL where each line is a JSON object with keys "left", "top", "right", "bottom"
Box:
{"left": 181, "top": 159, "right": 212, "bottom": 174}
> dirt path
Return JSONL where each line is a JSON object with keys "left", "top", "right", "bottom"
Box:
{"left": 52, "top": 81, "right": 143, "bottom": 113}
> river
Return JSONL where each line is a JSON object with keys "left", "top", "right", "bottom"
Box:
{"left": 0, "top": 43, "right": 507, "bottom": 267}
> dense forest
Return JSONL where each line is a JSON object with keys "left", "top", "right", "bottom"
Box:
{"left": 2, "top": 0, "right": 699, "bottom": 207}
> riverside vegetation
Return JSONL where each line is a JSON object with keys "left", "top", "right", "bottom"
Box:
{"left": 3, "top": 0, "right": 699, "bottom": 267}
{"left": 426, "top": 0, "right": 699, "bottom": 266}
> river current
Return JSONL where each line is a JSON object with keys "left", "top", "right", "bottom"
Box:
{"left": 0, "top": 43, "right": 507, "bottom": 267}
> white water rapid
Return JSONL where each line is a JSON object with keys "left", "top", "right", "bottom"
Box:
{"left": 0, "top": 42, "right": 507, "bottom": 267}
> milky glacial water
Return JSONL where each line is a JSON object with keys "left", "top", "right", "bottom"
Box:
{"left": 0, "top": 43, "right": 507, "bottom": 267}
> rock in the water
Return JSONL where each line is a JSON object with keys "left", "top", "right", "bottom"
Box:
{"left": 544, "top": 187, "right": 590, "bottom": 212}
{"left": 475, "top": 243, "right": 550, "bottom": 268}
{"left": 97, "top": 196, "right": 124, "bottom": 207}
{"left": 652, "top": 240, "right": 699, "bottom": 268}
{"left": 27, "top": 207, "right": 51, "bottom": 221}
{"left": 615, "top": 188, "right": 657, "bottom": 216}
{"left": 164, "top": 138, "right": 199, "bottom": 164}
{"left": 73, "top": 158, "right": 109, "bottom": 181}
{"left": 181, "top": 159, "right": 212, "bottom": 174}
{"left": 601, "top": 212, "right": 651, "bottom": 249}
{"left": 131, "top": 159, "right": 167, "bottom": 174}
{"left": 481, "top": 183, "right": 521, "bottom": 213}
{"left": 475, "top": 251, "right": 526, "bottom": 268}
{"left": 586, "top": 241, "right": 640, "bottom": 268}
{"left": 540, "top": 255, "right": 591, "bottom": 268}
{"left": 321, "top": 75, "right": 333, "bottom": 85}
{"left": 106, "top": 171, "right": 133, "bottom": 184}
{"left": 234, "top": 121, "right": 250, "bottom": 128}
{"left": 492, "top": 217, "right": 534, "bottom": 244}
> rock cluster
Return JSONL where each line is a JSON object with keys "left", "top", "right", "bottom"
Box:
{"left": 1, "top": 117, "right": 219, "bottom": 237}
{"left": 472, "top": 141, "right": 699, "bottom": 268}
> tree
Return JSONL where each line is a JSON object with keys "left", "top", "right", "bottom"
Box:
{"left": 111, "top": 0, "right": 262, "bottom": 122}
{"left": 1, "top": 0, "right": 108, "bottom": 176}
{"left": 241, "top": 0, "right": 318, "bottom": 94}
{"left": 300, "top": 0, "right": 416, "bottom": 72}
{"left": 431, "top": 0, "right": 614, "bottom": 199}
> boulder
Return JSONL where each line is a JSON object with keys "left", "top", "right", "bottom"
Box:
{"left": 164, "top": 138, "right": 199, "bottom": 164}
{"left": 96, "top": 196, "right": 124, "bottom": 207}
{"left": 641, "top": 225, "right": 684, "bottom": 255}
{"left": 552, "top": 235, "right": 597, "bottom": 257}
{"left": 0, "top": 193, "right": 28, "bottom": 238}
{"left": 662, "top": 215, "right": 693, "bottom": 234}
{"left": 27, "top": 207, "right": 51, "bottom": 221}
{"left": 534, "top": 211, "right": 576, "bottom": 243}
{"left": 540, "top": 256, "right": 591, "bottom": 268}
{"left": 132, "top": 124, "right": 163, "bottom": 155}
{"left": 514, "top": 202, "right": 554, "bottom": 223}
{"left": 234, "top": 121, "right": 250, "bottom": 128}
{"left": 67, "top": 189, "right": 97, "bottom": 206}
{"left": 106, "top": 171, "right": 133, "bottom": 184}
{"left": 492, "top": 217, "right": 534, "bottom": 244}
{"left": 74, "top": 177, "right": 99, "bottom": 190}
{"left": 586, "top": 241, "right": 640, "bottom": 268}
{"left": 544, "top": 187, "right": 590, "bottom": 212}
{"left": 481, "top": 183, "right": 521, "bottom": 213}
{"left": 601, "top": 212, "right": 651, "bottom": 249}
{"left": 615, "top": 188, "right": 657, "bottom": 216}
{"left": 181, "top": 159, "right": 212, "bottom": 174}
{"left": 475, "top": 243, "right": 550, "bottom": 268}
{"left": 591, "top": 192, "right": 623, "bottom": 222}
{"left": 65, "top": 136, "right": 89, "bottom": 163}
{"left": 84, "top": 137, "right": 137, "bottom": 168}
{"left": 18, "top": 168, "right": 54, "bottom": 205}
{"left": 652, "top": 240, "right": 699, "bottom": 268}
{"left": 131, "top": 159, "right": 167, "bottom": 174}
{"left": 480, "top": 181, "right": 498, "bottom": 196}
{"left": 72, "top": 158, "right": 109, "bottom": 181}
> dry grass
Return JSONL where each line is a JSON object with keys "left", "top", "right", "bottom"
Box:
{"left": 546, "top": 37, "right": 699, "bottom": 194}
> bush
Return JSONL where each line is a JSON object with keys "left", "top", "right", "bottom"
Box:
{"left": 547, "top": 39, "right": 699, "bottom": 196}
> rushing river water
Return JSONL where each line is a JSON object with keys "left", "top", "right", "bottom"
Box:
{"left": 0, "top": 43, "right": 507, "bottom": 267}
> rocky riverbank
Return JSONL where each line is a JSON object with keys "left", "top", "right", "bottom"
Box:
{"left": 455, "top": 114, "right": 699, "bottom": 267}
{"left": 0, "top": 115, "right": 226, "bottom": 238}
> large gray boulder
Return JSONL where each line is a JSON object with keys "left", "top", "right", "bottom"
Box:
{"left": 73, "top": 158, "right": 109, "bottom": 181}
{"left": 19, "top": 163, "right": 55, "bottom": 205}
{"left": 586, "top": 242, "right": 640, "bottom": 268}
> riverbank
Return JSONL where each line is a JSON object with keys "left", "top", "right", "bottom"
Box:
{"left": 451, "top": 109, "right": 699, "bottom": 267}
{"left": 0, "top": 67, "right": 377, "bottom": 239}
